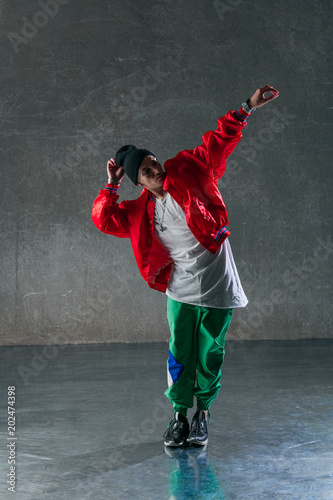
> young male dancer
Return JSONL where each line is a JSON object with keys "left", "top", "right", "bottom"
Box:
{"left": 92, "top": 84, "right": 279, "bottom": 447}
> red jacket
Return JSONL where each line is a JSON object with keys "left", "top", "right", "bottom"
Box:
{"left": 92, "top": 110, "right": 248, "bottom": 292}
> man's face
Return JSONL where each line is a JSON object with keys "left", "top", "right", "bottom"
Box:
{"left": 136, "top": 155, "right": 166, "bottom": 190}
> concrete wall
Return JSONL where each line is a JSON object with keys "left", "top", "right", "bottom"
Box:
{"left": 1, "top": 0, "right": 332, "bottom": 345}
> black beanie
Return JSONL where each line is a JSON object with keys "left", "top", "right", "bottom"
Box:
{"left": 115, "top": 145, "right": 155, "bottom": 185}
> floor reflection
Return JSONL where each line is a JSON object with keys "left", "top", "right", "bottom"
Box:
{"left": 165, "top": 444, "right": 225, "bottom": 499}
{"left": 1, "top": 340, "right": 331, "bottom": 499}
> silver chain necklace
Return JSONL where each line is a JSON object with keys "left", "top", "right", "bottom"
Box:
{"left": 156, "top": 196, "right": 167, "bottom": 232}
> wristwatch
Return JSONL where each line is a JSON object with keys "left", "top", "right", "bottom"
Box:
{"left": 242, "top": 98, "right": 256, "bottom": 114}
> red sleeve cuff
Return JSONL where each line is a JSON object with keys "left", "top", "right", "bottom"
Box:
{"left": 105, "top": 183, "right": 120, "bottom": 193}
{"left": 234, "top": 107, "right": 251, "bottom": 122}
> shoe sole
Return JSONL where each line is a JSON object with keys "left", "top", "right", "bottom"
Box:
{"left": 186, "top": 437, "right": 208, "bottom": 446}
{"left": 164, "top": 439, "right": 186, "bottom": 447}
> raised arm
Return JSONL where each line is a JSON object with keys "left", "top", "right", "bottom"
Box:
{"left": 181, "top": 85, "right": 279, "bottom": 180}
{"left": 92, "top": 158, "right": 130, "bottom": 238}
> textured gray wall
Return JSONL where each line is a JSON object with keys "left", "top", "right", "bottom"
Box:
{"left": 1, "top": 0, "right": 332, "bottom": 345}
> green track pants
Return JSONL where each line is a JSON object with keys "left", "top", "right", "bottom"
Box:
{"left": 164, "top": 296, "right": 233, "bottom": 416}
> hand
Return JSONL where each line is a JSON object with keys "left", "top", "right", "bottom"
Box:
{"left": 248, "top": 85, "right": 279, "bottom": 109}
{"left": 107, "top": 158, "right": 125, "bottom": 183}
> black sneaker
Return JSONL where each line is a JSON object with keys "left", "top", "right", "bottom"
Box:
{"left": 163, "top": 412, "right": 190, "bottom": 447}
{"left": 187, "top": 410, "right": 208, "bottom": 446}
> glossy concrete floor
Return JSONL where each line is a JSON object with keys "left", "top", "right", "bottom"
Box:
{"left": 0, "top": 340, "right": 332, "bottom": 500}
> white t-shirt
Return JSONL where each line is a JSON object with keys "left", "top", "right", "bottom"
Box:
{"left": 154, "top": 192, "right": 248, "bottom": 309}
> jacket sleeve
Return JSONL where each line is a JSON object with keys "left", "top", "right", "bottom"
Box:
{"left": 190, "top": 110, "right": 248, "bottom": 180}
{"left": 92, "top": 184, "right": 130, "bottom": 238}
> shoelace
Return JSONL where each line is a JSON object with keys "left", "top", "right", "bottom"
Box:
{"left": 163, "top": 418, "right": 181, "bottom": 437}
{"left": 191, "top": 416, "right": 206, "bottom": 436}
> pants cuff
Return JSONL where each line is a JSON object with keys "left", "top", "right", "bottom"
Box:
{"left": 197, "top": 403, "right": 210, "bottom": 411}
{"left": 173, "top": 406, "right": 188, "bottom": 417}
